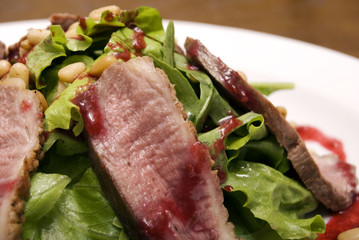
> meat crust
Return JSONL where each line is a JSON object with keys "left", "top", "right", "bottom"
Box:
{"left": 0, "top": 85, "right": 43, "bottom": 240}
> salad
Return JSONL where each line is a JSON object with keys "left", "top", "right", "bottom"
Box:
{"left": 0, "top": 5, "right": 357, "bottom": 240}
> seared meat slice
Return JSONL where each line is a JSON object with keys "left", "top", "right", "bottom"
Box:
{"left": 74, "top": 56, "right": 236, "bottom": 240}
{"left": 48, "top": 13, "right": 80, "bottom": 31}
{"left": 184, "top": 37, "right": 357, "bottom": 211}
{"left": 7, "top": 37, "right": 25, "bottom": 64}
{"left": 0, "top": 85, "right": 43, "bottom": 240}
{"left": 311, "top": 153, "right": 357, "bottom": 206}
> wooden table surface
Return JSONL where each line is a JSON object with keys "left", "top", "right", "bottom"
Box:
{"left": 0, "top": 0, "right": 358, "bottom": 58}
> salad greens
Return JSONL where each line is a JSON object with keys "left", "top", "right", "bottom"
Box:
{"left": 20, "top": 6, "right": 325, "bottom": 240}
{"left": 225, "top": 161, "right": 324, "bottom": 240}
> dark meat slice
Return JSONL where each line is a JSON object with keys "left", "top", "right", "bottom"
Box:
{"left": 7, "top": 36, "right": 26, "bottom": 64}
{"left": 0, "top": 85, "right": 43, "bottom": 240}
{"left": 74, "top": 56, "right": 236, "bottom": 240}
{"left": 184, "top": 37, "right": 357, "bottom": 211}
{"left": 311, "top": 153, "right": 357, "bottom": 204}
{"left": 48, "top": 13, "right": 80, "bottom": 31}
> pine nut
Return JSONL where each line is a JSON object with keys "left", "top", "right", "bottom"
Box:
{"left": 68, "top": 22, "right": 79, "bottom": 31}
{"left": 20, "top": 39, "right": 33, "bottom": 51}
{"left": 58, "top": 62, "right": 86, "bottom": 83}
{"left": 338, "top": 228, "right": 359, "bottom": 240}
{"left": 88, "top": 55, "right": 117, "bottom": 77}
{"left": 0, "top": 78, "right": 27, "bottom": 90}
{"left": 9, "top": 63, "right": 30, "bottom": 88}
{"left": 89, "top": 5, "right": 121, "bottom": 21}
{"left": 32, "top": 90, "right": 48, "bottom": 111}
{"left": 276, "top": 106, "right": 287, "bottom": 118}
{"left": 19, "top": 47, "right": 28, "bottom": 58}
{"left": 27, "top": 29, "right": 50, "bottom": 45}
{"left": 0, "top": 60, "right": 11, "bottom": 78}
{"left": 65, "top": 22, "right": 80, "bottom": 39}
{"left": 65, "top": 28, "right": 79, "bottom": 39}
{"left": 289, "top": 121, "right": 297, "bottom": 129}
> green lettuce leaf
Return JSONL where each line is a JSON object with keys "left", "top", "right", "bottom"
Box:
{"left": 50, "top": 24, "right": 93, "bottom": 52}
{"left": 44, "top": 77, "right": 91, "bottom": 135}
{"left": 223, "top": 197, "right": 284, "bottom": 240}
{"left": 50, "top": 25, "right": 67, "bottom": 45}
{"left": 23, "top": 169, "right": 124, "bottom": 240}
{"left": 77, "top": 11, "right": 125, "bottom": 37}
{"left": 26, "top": 26, "right": 67, "bottom": 89}
{"left": 67, "top": 35, "right": 93, "bottom": 52}
{"left": 24, "top": 173, "right": 71, "bottom": 222}
{"left": 104, "top": 27, "right": 163, "bottom": 60}
{"left": 235, "top": 135, "right": 290, "bottom": 173}
{"left": 118, "top": 6, "right": 165, "bottom": 43}
{"left": 225, "top": 161, "right": 325, "bottom": 240}
{"left": 198, "top": 112, "right": 266, "bottom": 180}
{"left": 133, "top": 6, "right": 166, "bottom": 42}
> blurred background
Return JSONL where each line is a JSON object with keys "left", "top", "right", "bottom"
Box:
{"left": 0, "top": 0, "right": 358, "bottom": 58}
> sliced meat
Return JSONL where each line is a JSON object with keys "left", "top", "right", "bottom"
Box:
{"left": 184, "top": 37, "right": 357, "bottom": 211}
{"left": 311, "top": 153, "right": 357, "bottom": 205}
{"left": 74, "top": 56, "right": 236, "bottom": 240}
{"left": 48, "top": 13, "right": 80, "bottom": 31}
{"left": 0, "top": 85, "right": 43, "bottom": 240}
{"left": 7, "top": 36, "right": 25, "bottom": 64}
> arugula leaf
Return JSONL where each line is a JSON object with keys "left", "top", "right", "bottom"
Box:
{"left": 152, "top": 55, "right": 213, "bottom": 129}
{"left": 174, "top": 53, "right": 238, "bottom": 126}
{"left": 163, "top": 21, "right": 175, "bottom": 67}
{"left": 134, "top": 6, "right": 166, "bottom": 42}
{"left": 225, "top": 161, "right": 325, "bottom": 240}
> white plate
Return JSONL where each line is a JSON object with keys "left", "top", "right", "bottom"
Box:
{"left": 1, "top": 19, "right": 358, "bottom": 177}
